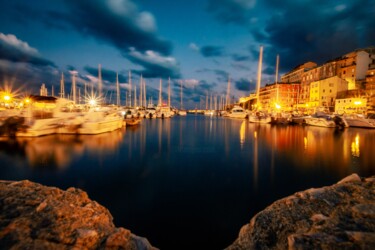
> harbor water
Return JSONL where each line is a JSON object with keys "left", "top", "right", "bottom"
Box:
{"left": 1, "top": 115, "right": 375, "bottom": 249}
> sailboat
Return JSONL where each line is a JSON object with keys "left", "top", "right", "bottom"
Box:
{"left": 178, "top": 80, "right": 187, "bottom": 116}
{"left": 249, "top": 46, "right": 272, "bottom": 124}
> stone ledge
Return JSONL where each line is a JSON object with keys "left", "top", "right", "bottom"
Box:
{"left": 0, "top": 180, "right": 157, "bottom": 250}
{"left": 227, "top": 174, "right": 375, "bottom": 250}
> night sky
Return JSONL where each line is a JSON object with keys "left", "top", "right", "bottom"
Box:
{"left": 1, "top": 0, "right": 374, "bottom": 108}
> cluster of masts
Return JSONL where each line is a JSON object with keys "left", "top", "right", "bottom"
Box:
{"left": 58, "top": 64, "right": 162, "bottom": 108}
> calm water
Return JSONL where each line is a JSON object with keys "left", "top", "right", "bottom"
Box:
{"left": 1, "top": 115, "right": 375, "bottom": 249}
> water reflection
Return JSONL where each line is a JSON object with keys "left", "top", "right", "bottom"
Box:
{"left": 1, "top": 116, "right": 375, "bottom": 250}
{"left": 0, "top": 129, "right": 125, "bottom": 169}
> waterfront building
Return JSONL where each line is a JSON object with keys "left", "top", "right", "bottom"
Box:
{"left": 281, "top": 61, "right": 317, "bottom": 83}
{"left": 335, "top": 97, "right": 367, "bottom": 114}
{"left": 308, "top": 76, "right": 348, "bottom": 111}
{"left": 258, "top": 82, "right": 300, "bottom": 111}
{"left": 336, "top": 48, "right": 374, "bottom": 90}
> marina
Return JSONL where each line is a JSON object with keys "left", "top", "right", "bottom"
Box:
{"left": 1, "top": 114, "right": 374, "bottom": 249}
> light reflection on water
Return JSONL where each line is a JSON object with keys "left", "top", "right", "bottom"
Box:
{"left": 0, "top": 115, "right": 375, "bottom": 250}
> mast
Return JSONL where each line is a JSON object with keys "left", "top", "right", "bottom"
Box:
{"left": 143, "top": 78, "right": 146, "bottom": 107}
{"left": 139, "top": 75, "right": 143, "bottom": 107}
{"left": 206, "top": 92, "right": 208, "bottom": 110}
{"left": 72, "top": 72, "right": 76, "bottom": 103}
{"left": 134, "top": 85, "right": 137, "bottom": 107}
{"left": 98, "top": 64, "right": 102, "bottom": 102}
{"left": 159, "top": 79, "right": 162, "bottom": 106}
{"left": 116, "top": 72, "right": 120, "bottom": 106}
{"left": 168, "top": 77, "right": 171, "bottom": 107}
{"left": 256, "top": 46, "right": 263, "bottom": 106}
{"left": 180, "top": 80, "right": 183, "bottom": 109}
{"left": 275, "top": 54, "right": 280, "bottom": 104}
{"left": 128, "top": 71, "right": 132, "bottom": 107}
{"left": 60, "top": 72, "right": 65, "bottom": 98}
{"left": 226, "top": 77, "right": 231, "bottom": 109}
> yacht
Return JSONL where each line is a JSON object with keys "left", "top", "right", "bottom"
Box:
{"left": 249, "top": 111, "right": 272, "bottom": 124}
{"left": 226, "top": 106, "right": 248, "bottom": 119}
{"left": 58, "top": 108, "right": 123, "bottom": 135}
{"left": 343, "top": 114, "right": 375, "bottom": 128}
{"left": 304, "top": 112, "right": 345, "bottom": 128}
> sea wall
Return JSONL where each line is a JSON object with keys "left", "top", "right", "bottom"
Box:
{"left": 227, "top": 174, "right": 375, "bottom": 249}
{"left": 0, "top": 180, "right": 157, "bottom": 250}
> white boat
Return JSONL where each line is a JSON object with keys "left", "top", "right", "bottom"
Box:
{"left": 304, "top": 112, "right": 336, "bottom": 128}
{"left": 145, "top": 106, "right": 157, "bottom": 118}
{"left": 226, "top": 105, "right": 248, "bottom": 119}
{"left": 249, "top": 111, "right": 272, "bottom": 124}
{"left": 178, "top": 110, "right": 187, "bottom": 116}
{"left": 204, "top": 110, "right": 214, "bottom": 116}
{"left": 343, "top": 114, "right": 375, "bottom": 129}
{"left": 156, "top": 105, "right": 173, "bottom": 118}
{"left": 58, "top": 109, "right": 123, "bottom": 135}
{"left": 15, "top": 117, "right": 63, "bottom": 137}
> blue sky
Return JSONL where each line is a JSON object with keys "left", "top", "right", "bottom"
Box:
{"left": 0, "top": 0, "right": 374, "bottom": 108}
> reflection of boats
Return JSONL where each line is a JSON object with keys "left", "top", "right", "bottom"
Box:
{"left": 227, "top": 106, "right": 248, "bottom": 119}
{"left": 343, "top": 114, "right": 375, "bottom": 129}
{"left": 125, "top": 118, "right": 141, "bottom": 126}
{"left": 249, "top": 112, "right": 272, "bottom": 124}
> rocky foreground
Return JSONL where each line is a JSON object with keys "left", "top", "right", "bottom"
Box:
{"left": 0, "top": 180, "right": 157, "bottom": 249}
{"left": 1, "top": 174, "right": 375, "bottom": 249}
{"left": 227, "top": 174, "right": 375, "bottom": 249}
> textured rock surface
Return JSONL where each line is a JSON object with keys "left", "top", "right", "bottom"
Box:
{"left": 0, "top": 180, "right": 157, "bottom": 250}
{"left": 227, "top": 174, "right": 375, "bottom": 250}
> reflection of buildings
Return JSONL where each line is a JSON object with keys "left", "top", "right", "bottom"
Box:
{"left": 250, "top": 125, "right": 375, "bottom": 176}
{"left": 14, "top": 130, "right": 124, "bottom": 169}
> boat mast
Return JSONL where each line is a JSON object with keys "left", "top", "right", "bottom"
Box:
{"left": 256, "top": 46, "right": 263, "bottom": 107}
{"left": 226, "top": 77, "right": 231, "bottom": 109}
{"left": 143, "top": 79, "right": 146, "bottom": 107}
{"left": 139, "top": 75, "right": 143, "bottom": 107}
{"left": 60, "top": 72, "right": 65, "bottom": 99}
{"left": 98, "top": 64, "right": 102, "bottom": 103}
{"left": 168, "top": 77, "right": 171, "bottom": 107}
{"left": 159, "top": 78, "right": 162, "bottom": 106}
{"left": 128, "top": 70, "right": 132, "bottom": 107}
{"left": 180, "top": 80, "right": 183, "bottom": 109}
{"left": 72, "top": 72, "right": 76, "bottom": 104}
{"left": 275, "top": 54, "right": 280, "bottom": 104}
{"left": 116, "top": 72, "right": 120, "bottom": 106}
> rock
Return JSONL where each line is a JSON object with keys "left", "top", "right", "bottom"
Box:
{"left": 0, "top": 180, "right": 158, "bottom": 250}
{"left": 227, "top": 174, "right": 375, "bottom": 250}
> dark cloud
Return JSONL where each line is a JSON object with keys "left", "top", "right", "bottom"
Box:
{"left": 208, "top": 0, "right": 375, "bottom": 73}
{"left": 48, "top": 0, "right": 173, "bottom": 56}
{"left": 0, "top": 33, "right": 55, "bottom": 67}
{"left": 200, "top": 46, "right": 224, "bottom": 57}
{"left": 21, "top": 0, "right": 181, "bottom": 79}
{"left": 235, "top": 78, "right": 252, "bottom": 91}
{"left": 206, "top": 0, "right": 256, "bottom": 25}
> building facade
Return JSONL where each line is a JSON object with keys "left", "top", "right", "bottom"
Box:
{"left": 309, "top": 76, "right": 348, "bottom": 110}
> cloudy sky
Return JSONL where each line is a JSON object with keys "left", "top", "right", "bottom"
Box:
{"left": 0, "top": 0, "right": 374, "bottom": 108}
